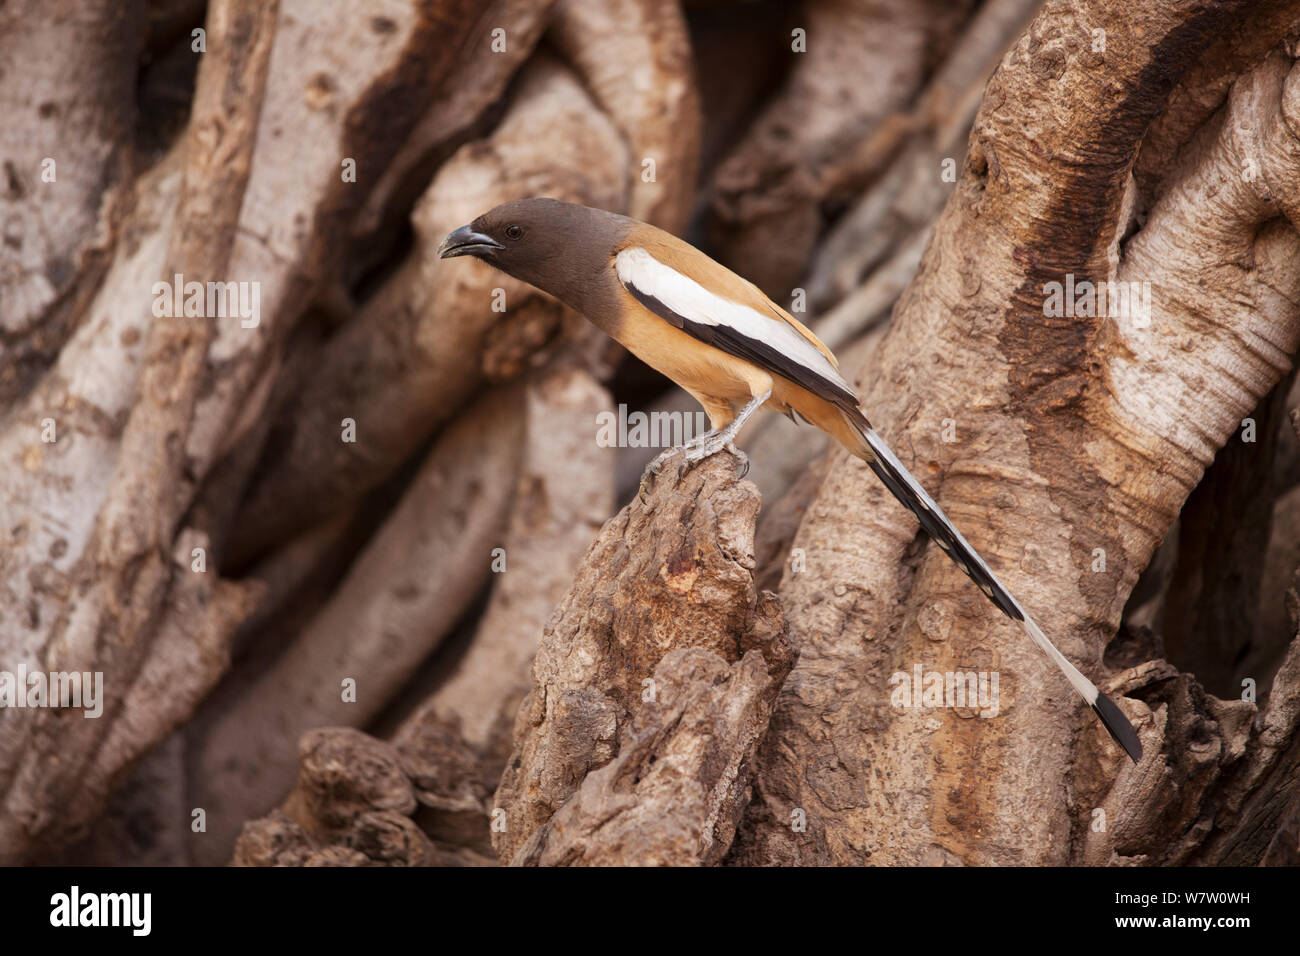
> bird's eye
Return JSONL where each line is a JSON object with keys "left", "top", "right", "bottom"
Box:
{"left": 505, "top": 224, "right": 524, "bottom": 240}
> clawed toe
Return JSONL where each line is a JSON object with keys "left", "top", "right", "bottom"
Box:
{"left": 638, "top": 446, "right": 686, "bottom": 503}
{"left": 733, "top": 445, "right": 751, "bottom": 479}
{"left": 681, "top": 436, "right": 749, "bottom": 474}
{"left": 637, "top": 430, "right": 752, "bottom": 503}
{"left": 721, "top": 440, "right": 750, "bottom": 478}
{"left": 637, "top": 463, "right": 662, "bottom": 504}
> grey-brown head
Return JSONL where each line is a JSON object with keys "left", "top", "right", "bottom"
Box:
{"left": 437, "top": 198, "right": 630, "bottom": 314}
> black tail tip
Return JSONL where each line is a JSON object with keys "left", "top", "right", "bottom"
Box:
{"left": 1092, "top": 692, "right": 1143, "bottom": 763}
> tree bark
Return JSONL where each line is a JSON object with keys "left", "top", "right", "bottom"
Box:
{"left": 733, "top": 0, "right": 1300, "bottom": 866}
{"left": 0, "top": 0, "right": 278, "bottom": 864}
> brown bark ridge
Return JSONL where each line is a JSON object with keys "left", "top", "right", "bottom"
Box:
{"left": 549, "top": 0, "right": 702, "bottom": 231}
{"left": 706, "top": 0, "right": 975, "bottom": 300}
{"left": 731, "top": 0, "right": 1300, "bottom": 865}
{"left": 231, "top": 721, "right": 495, "bottom": 867}
{"left": 492, "top": 454, "right": 793, "bottom": 864}
{"left": 0, "top": 0, "right": 142, "bottom": 385}
{"left": 401, "top": 366, "right": 616, "bottom": 761}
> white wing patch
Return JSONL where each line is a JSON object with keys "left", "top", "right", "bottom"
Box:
{"left": 615, "top": 246, "right": 852, "bottom": 395}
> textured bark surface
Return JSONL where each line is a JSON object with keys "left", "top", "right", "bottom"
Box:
{"left": 707, "top": 0, "right": 975, "bottom": 299}
{"left": 0, "top": 0, "right": 141, "bottom": 360}
{"left": 510, "top": 642, "right": 790, "bottom": 866}
{"left": 405, "top": 367, "right": 615, "bottom": 759}
{"left": 231, "top": 721, "right": 495, "bottom": 866}
{"left": 0, "top": 0, "right": 279, "bottom": 863}
{"left": 492, "top": 454, "right": 791, "bottom": 863}
{"left": 732, "top": 0, "right": 1300, "bottom": 866}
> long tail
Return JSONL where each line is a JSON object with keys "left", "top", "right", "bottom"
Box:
{"left": 850, "top": 419, "right": 1142, "bottom": 762}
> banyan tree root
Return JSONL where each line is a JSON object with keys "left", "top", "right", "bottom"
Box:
{"left": 0, "top": 0, "right": 140, "bottom": 387}
{"left": 548, "top": 0, "right": 702, "bottom": 231}
{"left": 230, "top": 721, "right": 495, "bottom": 867}
{"left": 400, "top": 366, "right": 616, "bottom": 762}
{"left": 733, "top": 0, "right": 1300, "bottom": 866}
{"left": 0, "top": 0, "right": 279, "bottom": 865}
{"left": 0, "top": 0, "right": 550, "bottom": 866}
{"left": 188, "top": 384, "right": 526, "bottom": 862}
{"left": 706, "top": 0, "right": 976, "bottom": 300}
{"left": 807, "top": 0, "right": 1045, "bottom": 312}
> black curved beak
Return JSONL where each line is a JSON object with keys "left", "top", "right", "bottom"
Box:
{"left": 438, "top": 225, "right": 504, "bottom": 260}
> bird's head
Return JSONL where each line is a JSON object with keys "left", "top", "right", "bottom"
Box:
{"left": 437, "top": 198, "right": 627, "bottom": 308}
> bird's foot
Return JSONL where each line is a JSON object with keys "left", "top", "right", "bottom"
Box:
{"left": 678, "top": 431, "right": 749, "bottom": 480}
{"left": 637, "top": 420, "right": 756, "bottom": 503}
{"left": 638, "top": 437, "right": 705, "bottom": 503}
{"left": 637, "top": 450, "right": 673, "bottom": 504}
{"left": 638, "top": 428, "right": 739, "bottom": 503}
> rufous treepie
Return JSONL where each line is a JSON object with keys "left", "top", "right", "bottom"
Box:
{"left": 439, "top": 197, "right": 1142, "bottom": 763}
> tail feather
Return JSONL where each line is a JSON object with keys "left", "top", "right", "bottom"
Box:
{"left": 853, "top": 421, "right": 1142, "bottom": 763}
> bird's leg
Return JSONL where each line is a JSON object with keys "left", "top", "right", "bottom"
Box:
{"left": 679, "top": 388, "right": 771, "bottom": 479}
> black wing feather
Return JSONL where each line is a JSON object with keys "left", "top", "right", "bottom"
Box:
{"left": 623, "top": 284, "right": 860, "bottom": 410}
